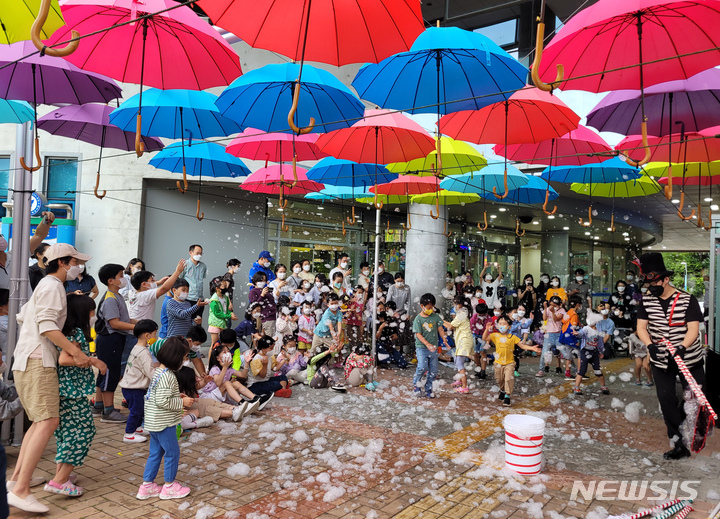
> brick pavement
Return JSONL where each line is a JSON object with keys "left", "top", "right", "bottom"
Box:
{"left": 5, "top": 355, "right": 718, "bottom": 519}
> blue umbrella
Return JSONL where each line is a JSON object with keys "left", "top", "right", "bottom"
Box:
{"left": 0, "top": 99, "right": 33, "bottom": 124}
{"left": 439, "top": 164, "right": 529, "bottom": 195}
{"left": 149, "top": 141, "right": 250, "bottom": 179}
{"left": 540, "top": 157, "right": 641, "bottom": 184}
{"left": 480, "top": 175, "right": 559, "bottom": 204}
{"left": 306, "top": 186, "right": 373, "bottom": 201}
{"left": 215, "top": 63, "right": 365, "bottom": 134}
{"left": 306, "top": 157, "right": 397, "bottom": 188}
{"left": 109, "top": 89, "right": 243, "bottom": 140}
{"left": 352, "top": 27, "right": 527, "bottom": 115}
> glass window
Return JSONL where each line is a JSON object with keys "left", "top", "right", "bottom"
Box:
{"left": 592, "top": 244, "right": 614, "bottom": 296}
{"left": 473, "top": 19, "right": 518, "bottom": 47}
{"left": 46, "top": 158, "right": 78, "bottom": 201}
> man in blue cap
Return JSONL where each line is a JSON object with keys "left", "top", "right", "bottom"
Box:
{"left": 248, "top": 251, "right": 276, "bottom": 284}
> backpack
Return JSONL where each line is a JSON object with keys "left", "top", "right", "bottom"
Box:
{"left": 94, "top": 291, "right": 115, "bottom": 336}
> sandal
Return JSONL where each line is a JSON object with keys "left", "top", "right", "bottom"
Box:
{"left": 453, "top": 386, "right": 469, "bottom": 393}
{"left": 44, "top": 480, "right": 84, "bottom": 497}
{"left": 451, "top": 380, "right": 462, "bottom": 387}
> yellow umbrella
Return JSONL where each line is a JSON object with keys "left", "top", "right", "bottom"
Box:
{"left": 386, "top": 136, "right": 487, "bottom": 176}
{"left": 357, "top": 194, "right": 409, "bottom": 205}
{"left": 643, "top": 161, "right": 720, "bottom": 177}
{"left": 570, "top": 175, "right": 661, "bottom": 197}
{"left": 410, "top": 190, "right": 480, "bottom": 205}
{"left": 1, "top": 0, "right": 65, "bottom": 44}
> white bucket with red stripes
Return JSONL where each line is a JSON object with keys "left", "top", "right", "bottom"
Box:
{"left": 503, "top": 414, "right": 545, "bottom": 476}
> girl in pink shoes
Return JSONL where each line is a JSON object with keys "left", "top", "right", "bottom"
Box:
{"left": 443, "top": 296, "right": 474, "bottom": 394}
{"left": 136, "top": 337, "right": 194, "bottom": 500}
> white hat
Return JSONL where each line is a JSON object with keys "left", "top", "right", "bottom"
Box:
{"left": 44, "top": 243, "right": 91, "bottom": 263}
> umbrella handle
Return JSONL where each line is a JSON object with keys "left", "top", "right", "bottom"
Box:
{"left": 20, "top": 137, "right": 42, "bottom": 172}
{"left": 195, "top": 199, "right": 204, "bottom": 221}
{"left": 579, "top": 206, "right": 592, "bottom": 227}
{"left": 444, "top": 220, "right": 452, "bottom": 237}
{"left": 676, "top": 192, "right": 695, "bottom": 221}
{"left": 664, "top": 163, "right": 673, "bottom": 200}
{"left": 531, "top": 21, "right": 564, "bottom": 92}
{"left": 135, "top": 114, "right": 145, "bottom": 158}
{"left": 288, "top": 81, "right": 315, "bottom": 135}
{"left": 478, "top": 211, "right": 488, "bottom": 231}
{"left": 342, "top": 220, "right": 347, "bottom": 236}
{"left": 373, "top": 189, "right": 384, "bottom": 210}
{"left": 346, "top": 206, "right": 357, "bottom": 225}
{"left": 429, "top": 195, "right": 440, "bottom": 219}
{"left": 515, "top": 218, "right": 525, "bottom": 237}
{"left": 542, "top": 188, "right": 557, "bottom": 215}
{"left": 402, "top": 212, "right": 412, "bottom": 230}
{"left": 278, "top": 184, "right": 288, "bottom": 209}
{"left": 281, "top": 212, "right": 289, "bottom": 232}
{"left": 94, "top": 172, "right": 106, "bottom": 200}
{"left": 492, "top": 169, "right": 509, "bottom": 199}
{"left": 626, "top": 121, "right": 651, "bottom": 168}
{"left": 705, "top": 209, "right": 713, "bottom": 231}
{"left": 386, "top": 220, "right": 394, "bottom": 235}
{"left": 176, "top": 165, "right": 188, "bottom": 193}
{"left": 291, "top": 155, "right": 299, "bottom": 187}
{"left": 609, "top": 213, "right": 615, "bottom": 232}
{"left": 31, "top": 0, "right": 80, "bottom": 57}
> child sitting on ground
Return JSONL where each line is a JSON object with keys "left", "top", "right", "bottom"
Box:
{"left": 247, "top": 335, "right": 292, "bottom": 397}
{"left": 470, "top": 303, "right": 491, "bottom": 380}
{"left": 234, "top": 303, "right": 262, "bottom": 354}
{"left": 274, "top": 336, "right": 309, "bottom": 385}
{"left": 443, "top": 295, "right": 473, "bottom": 394}
{"left": 275, "top": 305, "right": 298, "bottom": 349}
{"left": 628, "top": 331, "right": 654, "bottom": 387}
{"left": 344, "top": 344, "right": 375, "bottom": 390}
{"left": 307, "top": 342, "right": 345, "bottom": 390}
{"left": 201, "top": 343, "right": 258, "bottom": 411}
{"left": 375, "top": 311, "right": 408, "bottom": 368}
{"left": 572, "top": 310, "right": 611, "bottom": 396}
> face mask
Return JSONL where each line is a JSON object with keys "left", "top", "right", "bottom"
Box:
{"left": 333, "top": 282, "right": 341, "bottom": 289}
{"left": 340, "top": 262, "right": 348, "bottom": 269}
{"left": 277, "top": 272, "right": 286, "bottom": 280}
{"left": 176, "top": 291, "right": 189, "bottom": 301}
{"left": 493, "top": 310, "right": 501, "bottom": 317}
{"left": 497, "top": 325, "right": 509, "bottom": 333}
{"left": 510, "top": 313, "right": 518, "bottom": 320}
{"left": 329, "top": 304, "right": 339, "bottom": 311}
{"left": 89, "top": 315, "right": 97, "bottom": 328}
{"left": 147, "top": 281, "right": 158, "bottom": 290}
{"left": 485, "top": 276, "right": 493, "bottom": 282}
{"left": 256, "top": 281, "right": 267, "bottom": 288}
{"left": 517, "top": 310, "right": 525, "bottom": 317}
{"left": 147, "top": 337, "right": 157, "bottom": 345}
{"left": 286, "top": 347, "right": 297, "bottom": 355}
{"left": 303, "top": 264, "right": 311, "bottom": 272}
{"left": 378, "top": 267, "right": 384, "bottom": 273}
{"left": 617, "top": 286, "right": 625, "bottom": 293}
{"left": 363, "top": 270, "right": 370, "bottom": 276}
{"left": 600, "top": 309, "right": 609, "bottom": 315}
{"left": 303, "top": 307, "right": 313, "bottom": 315}
{"left": 423, "top": 308, "right": 433, "bottom": 315}
{"left": 293, "top": 267, "right": 301, "bottom": 274}
{"left": 551, "top": 281, "right": 559, "bottom": 287}
{"left": 626, "top": 275, "right": 634, "bottom": 281}
{"left": 303, "top": 283, "right": 311, "bottom": 290}
{"left": 614, "top": 310, "right": 621, "bottom": 316}
{"left": 118, "top": 277, "right": 128, "bottom": 289}
{"left": 541, "top": 277, "right": 549, "bottom": 283}
{"left": 131, "top": 266, "right": 140, "bottom": 274}
{"left": 315, "top": 282, "right": 323, "bottom": 288}
{"left": 576, "top": 276, "right": 584, "bottom": 282}
{"left": 0, "top": 236, "right": 7, "bottom": 252}
{"left": 525, "top": 280, "right": 532, "bottom": 285}
{"left": 396, "top": 281, "right": 404, "bottom": 288}
{"left": 648, "top": 285, "right": 664, "bottom": 297}
{"left": 464, "top": 294, "right": 472, "bottom": 299}
{"left": 281, "top": 307, "right": 291, "bottom": 315}
{"left": 641, "top": 287, "right": 648, "bottom": 293}
{"left": 219, "top": 351, "right": 232, "bottom": 364}
{"left": 252, "top": 312, "right": 261, "bottom": 319}
{"left": 64, "top": 264, "right": 84, "bottom": 281}
{"left": 192, "top": 254, "right": 202, "bottom": 262}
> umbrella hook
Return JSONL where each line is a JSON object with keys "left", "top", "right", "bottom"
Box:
{"left": 288, "top": 81, "right": 315, "bottom": 135}
{"left": 177, "top": 165, "right": 189, "bottom": 193}
{"left": 444, "top": 220, "right": 452, "bottom": 238}
{"left": 278, "top": 184, "right": 288, "bottom": 209}
{"left": 94, "top": 172, "right": 106, "bottom": 199}
{"left": 342, "top": 220, "right": 347, "bottom": 236}
{"left": 542, "top": 188, "right": 557, "bottom": 215}
{"left": 281, "top": 212, "right": 289, "bottom": 232}
{"left": 515, "top": 218, "right": 525, "bottom": 237}
{"left": 492, "top": 168, "right": 509, "bottom": 199}
{"left": 429, "top": 193, "right": 440, "bottom": 219}
{"left": 705, "top": 209, "right": 713, "bottom": 231}
{"left": 696, "top": 203, "right": 704, "bottom": 228}
{"left": 31, "top": 0, "right": 80, "bottom": 57}
{"left": 20, "top": 137, "right": 42, "bottom": 172}
{"left": 373, "top": 187, "right": 383, "bottom": 210}
{"left": 386, "top": 220, "right": 394, "bottom": 235}
{"left": 195, "top": 199, "right": 204, "bottom": 221}
{"left": 663, "top": 163, "right": 673, "bottom": 200}
{"left": 579, "top": 206, "right": 592, "bottom": 227}
{"left": 530, "top": 0, "right": 564, "bottom": 92}
{"left": 609, "top": 213, "right": 616, "bottom": 232}
{"left": 346, "top": 206, "right": 357, "bottom": 225}
{"left": 477, "top": 211, "right": 489, "bottom": 231}
{"left": 676, "top": 191, "right": 694, "bottom": 221}
{"left": 291, "top": 155, "right": 300, "bottom": 188}
{"left": 625, "top": 122, "right": 652, "bottom": 168}
{"left": 402, "top": 212, "right": 412, "bottom": 230}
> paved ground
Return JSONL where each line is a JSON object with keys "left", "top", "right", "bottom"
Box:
{"left": 5, "top": 353, "right": 719, "bottom": 519}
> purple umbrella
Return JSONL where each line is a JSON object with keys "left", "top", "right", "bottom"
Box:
{"left": 38, "top": 104, "right": 163, "bottom": 199}
{"left": 587, "top": 68, "right": 720, "bottom": 137}
{"left": 0, "top": 41, "right": 122, "bottom": 171}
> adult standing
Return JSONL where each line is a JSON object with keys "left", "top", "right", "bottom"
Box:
{"left": 636, "top": 253, "right": 704, "bottom": 460}
{"left": 0, "top": 212, "right": 55, "bottom": 291}
{"left": 375, "top": 260, "right": 394, "bottom": 292}
{"left": 299, "top": 258, "right": 314, "bottom": 283}
{"left": 329, "top": 252, "right": 352, "bottom": 291}
{"left": 64, "top": 267, "right": 99, "bottom": 299}
{"left": 534, "top": 273, "right": 551, "bottom": 327}
{"left": 8, "top": 244, "right": 95, "bottom": 513}
{"left": 180, "top": 244, "right": 207, "bottom": 319}
{"left": 120, "top": 258, "right": 145, "bottom": 299}
{"left": 29, "top": 243, "right": 51, "bottom": 291}
{"left": 479, "top": 265, "right": 503, "bottom": 309}
{"left": 567, "top": 268, "right": 592, "bottom": 317}
{"left": 248, "top": 251, "right": 276, "bottom": 284}
{"left": 223, "top": 258, "right": 241, "bottom": 311}
{"left": 516, "top": 274, "right": 537, "bottom": 320}
{"left": 287, "top": 260, "right": 304, "bottom": 294}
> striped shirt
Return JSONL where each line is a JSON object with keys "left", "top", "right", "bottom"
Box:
{"left": 166, "top": 299, "right": 199, "bottom": 338}
{"left": 144, "top": 368, "right": 183, "bottom": 432}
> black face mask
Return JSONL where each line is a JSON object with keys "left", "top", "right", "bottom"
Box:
{"left": 648, "top": 285, "right": 664, "bottom": 297}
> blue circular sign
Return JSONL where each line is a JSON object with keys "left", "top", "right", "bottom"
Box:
{"left": 30, "top": 192, "right": 43, "bottom": 216}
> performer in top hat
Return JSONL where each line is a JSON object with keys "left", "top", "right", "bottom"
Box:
{"left": 635, "top": 252, "right": 705, "bottom": 460}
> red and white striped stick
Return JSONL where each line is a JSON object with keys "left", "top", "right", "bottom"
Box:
{"left": 674, "top": 504, "right": 694, "bottom": 519}
{"left": 626, "top": 499, "right": 684, "bottom": 519}
{"left": 660, "top": 339, "right": 718, "bottom": 420}
{"left": 654, "top": 501, "right": 691, "bottom": 519}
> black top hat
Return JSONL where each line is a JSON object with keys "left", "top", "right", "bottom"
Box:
{"left": 633, "top": 253, "right": 674, "bottom": 283}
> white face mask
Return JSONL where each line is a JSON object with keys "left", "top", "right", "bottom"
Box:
{"left": 281, "top": 307, "right": 291, "bottom": 315}
{"left": 517, "top": 310, "right": 525, "bottom": 317}
{"left": 641, "top": 287, "right": 648, "bottom": 293}
{"left": 626, "top": 275, "right": 634, "bottom": 281}
{"left": 464, "top": 294, "right": 472, "bottom": 299}
{"left": 303, "top": 307, "right": 313, "bottom": 315}
{"left": 176, "top": 291, "right": 189, "bottom": 301}
{"left": 614, "top": 310, "right": 621, "bottom": 316}
{"left": 328, "top": 304, "right": 339, "bottom": 311}
{"left": 286, "top": 347, "right": 297, "bottom": 355}
{"left": 378, "top": 266, "right": 384, "bottom": 273}
{"left": 617, "top": 286, "right": 625, "bottom": 293}
{"left": 541, "top": 277, "right": 549, "bottom": 283}
{"left": 485, "top": 276, "right": 493, "bottom": 282}
{"left": 600, "top": 309, "right": 609, "bottom": 315}
{"left": 396, "top": 281, "right": 404, "bottom": 288}
{"left": 263, "top": 261, "right": 271, "bottom": 268}
{"left": 256, "top": 281, "right": 266, "bottom": 288}
{"left": 252, "top": 312, "right": 261, "bottom": 319}
{"left": 525, "top": 279, "right": 532, "bottom": 285}
{"left": 303, "top": 282, "right": 311, "bottom": 290}
{"left": 475, "top": 292, "right": 482, "bottom": 298}
{"left": 576, "top": 276, "right": 584, "bottom": 282}
{"left": 117, "top": 277, "right": 128, "bottom": 289}
{"left": 316, "top": 281, "right": 323, "bottom": 288}
{"left": 362, "top": 270, "right": 370, "bottom": 276}
{"left": 277, "top": 272, "right": 287, "bottom": 280}
{"left": 340, "top": 262, "right": 348, "bottom": 269}
{"left": 303, "top": 264, "right": 311, "bottom": 272}
{"left": 131, "top": 266, "right": 140, "bottom": 274}
{"left": 146, "top": 281, "right": 158, "bottom": 290}
{"left": 192, "top": 254, "right": 202, "bottom": 262}
{"left": 551, "top": 280, "right": 559, "bottom": 287}
{"left": 293, "top": 267, "right": 301, "bottom": 274}
{"left": 64, "top": 264, "right": 84, "bottom": 281}
{"left": 493, "top": 310, "right": 502, "bottom": 316}
{"left": 510, "top": 313, "right": 518, "bottom": 320}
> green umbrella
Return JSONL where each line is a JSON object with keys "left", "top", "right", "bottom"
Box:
{"left": 386, "top": 136, "right": 487, "bottom": 176}
{"left": 570, "top": 175, "right": 661, "bottom": 197}
{"left": 411, "top": 190, "right": 480, "bottom": 205}
{"left": 643, "top": 161, "right": 720, "bottom": 178}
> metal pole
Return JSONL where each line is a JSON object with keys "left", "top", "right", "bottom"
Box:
{"left": 370, "top": 207, "right": 381, "bottom": 381}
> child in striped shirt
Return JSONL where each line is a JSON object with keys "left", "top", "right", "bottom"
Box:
{"left": 136, "top": 337, "right": 194, "bottom": 501}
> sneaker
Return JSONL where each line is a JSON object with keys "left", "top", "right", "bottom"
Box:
{"left": 275, "top": 388, "right": 293, "bottom": 398}
{"left": 121, "top": 399, "right": 129, "bottom": 408}
{"left": 410, "top": 358, "right": 418, "bottom": 364}
{"left": 6, "top": 476, "right": 46, "bottom": 491}
{"left": 100, "top": 410, "right": 127, "bottom": 423}
{"left": 503, "top": 396, "right": 511, "bottom": 407}
{"left": 123, "top": 434, "right": 148, "bottom": 444}
{"left": 232, "top": 404, "right": 247, "bottom": 422}
{"left": 645, "top": 381, "right": 654, "bottom": 387}
{"left": 243, "top": 399, "right": 261, "bottom": 416}
{"left": 92, "top": 406, "right": 102, "bottom": 416}
{"left": 582, "top": 374, "right": 590, "bottom": 380}
{"left": 451, "top": 380, "right": 462, "bottom": 387}
{"left": 159, "top": 481, "right": 191, "bottom": 500}
{"left": 573, "top": 387, "right": 583, "bottom": 395}
{"left": 425, "top": 391, "right": 435, "bottom": 399}
{"left": 195, "top": 416, "right": 214, "bottom": 428}
{"left": 544, "top": 365, "right": 550, "bottom": 373}
{"left": 535, "top": 370, "right": 544, "bottom": 378}
{"left": 330, "top": 385, "right": 347, "bottom": 393}
{"left": 663, "top": 443, "right": 691, "bottom": 460}
{"left": 555, "top": 367, "right": 562, "bottom": 375}
{"left": 136, "top": 482, "right": 162, "bottom": 500}
{"left": 498, "top": 391, "right": 506, "bottom": 401}
{"left": 135, "top": 427, "right": 147, "bottom": 435}
{"left": 635, "top": 379, "right": 642, "bottom": 386}
{"left": 7, "top": 491, "right": 49, "bottom": 513}
{"left": 413, "top": 386, "right": 422, "bottom": 394}
{"left": 565, "top": 370, "right": 573, "bottom": 380}
{"left": 479, "top": 370, "right": 487, "bottom": 379}
{"left": 453, "top": 387, "right": 469, "bottom": 394}
{"left": 257, "top": 392, "right": 274, "bottom": 411}
{"left": 601, "top": 386, "right": 610, "bottom": 395}
{"left": 44, "top": 480, "right": 84, "bottom": 497}
{"left": 514, "top": 371, "right": 521, "bottom": 378}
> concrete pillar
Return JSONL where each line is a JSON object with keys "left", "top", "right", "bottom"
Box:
{"left": 541, "top": 231, "right": 569, "bottom": 285}
{"left": 405, "top": 202, "right": 448, "bottom": 315}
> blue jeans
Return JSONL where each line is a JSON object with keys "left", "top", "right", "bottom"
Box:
{"left": 120, "top": 334, "right": 138, "bottom": 378}
{"left": 413, "top": 347, "right": 438, "bottom": 394}
{"left": 143, "top": 426, "right": 180, "bottom": 484}
{"left": 122, "top": 388, "right": 146, "bottom": 435}
{"left": 540, "top": 332, "right": 560, "bottom": 370}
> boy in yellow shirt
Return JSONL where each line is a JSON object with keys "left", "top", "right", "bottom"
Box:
{"left": 483, "top": 314, "right": 541, "bottom": 406}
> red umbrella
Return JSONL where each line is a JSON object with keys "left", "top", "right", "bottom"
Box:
{"left": 197, "top": 0, "right": 424, "bottom": 66}
{"left": 226, "top": 128, "right": 327, "bottom": 163}
{"left": 493, "top": 125, "right": 612, "bottom": 166}
{"left": 658, "top": 176, "right": 720, "bottom": 185}
{"left": 438, "top": 88, "right": 580, "bottom": 145}
{"left": 616, "top": 133, "right": 720, "bottom": 164}
{"left": 369, "top": 175, "right": 441, "bottom": 196}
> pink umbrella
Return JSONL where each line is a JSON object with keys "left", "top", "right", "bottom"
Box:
{"left": 616, "top": 132, "right": 720, "bottom": 164}
{"left": 493, "top": 126, "right": 612, "bottom": 166}
{"left": 226, "top": 128, "right": 327, "bottom": 163}
{"left": 369, "top": 175, "right": 441, "bottom": 196}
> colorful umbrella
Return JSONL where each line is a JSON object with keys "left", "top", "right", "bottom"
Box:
{"left": 215, "top": 62, "right": 364, "bottom": 134}
{"left": 149, "top": 141, "right": 250, "bottom": 179}
{"left": 411, "top": 190, "right": 480, "bottom": 205}
{"left": 386, "top": 136, "right": 488, "bottom": 176}
{"left": 480, "top": 174, "right": 560, "bottom": 204}
{"left": 198, "top": 0, "right": 423, "bottom": 67}
{"left": 493, "top": 125, "right": 612, "bottom": 166}
{"left": 352, "top": 27, "right": 528, "bottom": 115}
{"left": 587, "top": 68, "right": 720, "bottom": 136}
{"left": 570, "top": 176, "right": 661, "bottom": 197}
{"left": 658, "top": 175, "right": 720, "bottom": 186}
{"left": 306, "top": 158, "right": 397, "bottom": 189}
{"left": 540, "top": 157, "right": 641, "bottom": 184}
{"left": 356, "top": 194, "right": 409, "bottom": 205}
{"left": 306, "top": 186, "right": 373, "bottom": 201}
{"left": 0, "top": 99, "right": 33, "bottom": 124}
{"left": 226, "top": 128, "right": 326, "bottom": 162}
{"left": 617, "top": 132, "right": 720, "bottom": 164}
{"left": 439, "top": 164, "right": 529, "bottom": 194}
{"left": 370, "top": 175, "right": 442, "bottom": 196}
{"left": 645, "top": 161, "right": 720, "bottom": 178}
{"left": 240, "top": 164, "right": 324, "bottom": 196}
{"left": 1, "top": 0, "right": 65, "bottom": 44}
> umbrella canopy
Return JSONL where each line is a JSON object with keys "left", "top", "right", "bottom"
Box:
{"left": 240, "top": 164, "right": 324, "bottom": 195}
{"left": 411, "top": 190, "right": 480, "bottom": 205}
{"left": 198, "top": 0, "right": 424, "bottom": 66}
{"left": 369, "top": 175, "right": 441, "bottom": 196}
{"left": 540, "top": 157, "right": 641, "bottom": 184}
{"left": 658, "top": 175, "right": 720, "bottom": 186}
{"left": 493, "top": 126, "right": 612, "bottom": 166}
{"left": 109, "top": 89, "right": 242, "bottom": 140}
{"left": 0, "top": 99, "right": 33, "bottom": 124}
{"left": 352, "top": 27, "right": 527, "bottom": 114}
{"left": 357, "top": 194, "right": 410, "bottom": 205}
{"left": 570, "top": 175, "right": 661, "bottom": 197}
{"left": 39, "top": 104, "right": 163, "bottom": 151}
{"left": 644, "top": 161, "right": 720, "bottom": 177}
{"left": 46, "top": 0, "right": 242, "bottom": 90}
{"left": 387, "top": 136, "right": 488, "bottom": 176}
{"left": 1, "top": 0, "right": 65, "bottom": 44}
{"left": 315, "top": 109, "right": 435, "bottom": 164}
{"left": 587, "top": 68, "right": 720, "bottom": 136}
{"left": 149, "top": 141, "right": 250, "bottom": 178}
{"left": 479, "top": 175, "right": 560, "bottom": 204}
{"left": 306, "top": 158, "right": 397, "bottom": 188}
{"left": 0, "top": 41, "right": 122, "bottom": 104}
{"left": 226, "top": 128, "right": 326, "bottom": 162}
{"left": 537, "top": 0, "right": 720, "bottom": 93}
{"left": 439, "top": 164, "right": 529, "bottom": 194}
{"left": 215, "top": 62, "right": 365, "bottom": 134}
{"left": 438, "top": 88, "right": 580, "bottom": 145}
{"left": 306, "top": 186, "right": 373, "bottom": 200}
{"left": 616, "top": 131, "right": 720, "bottom": 163}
